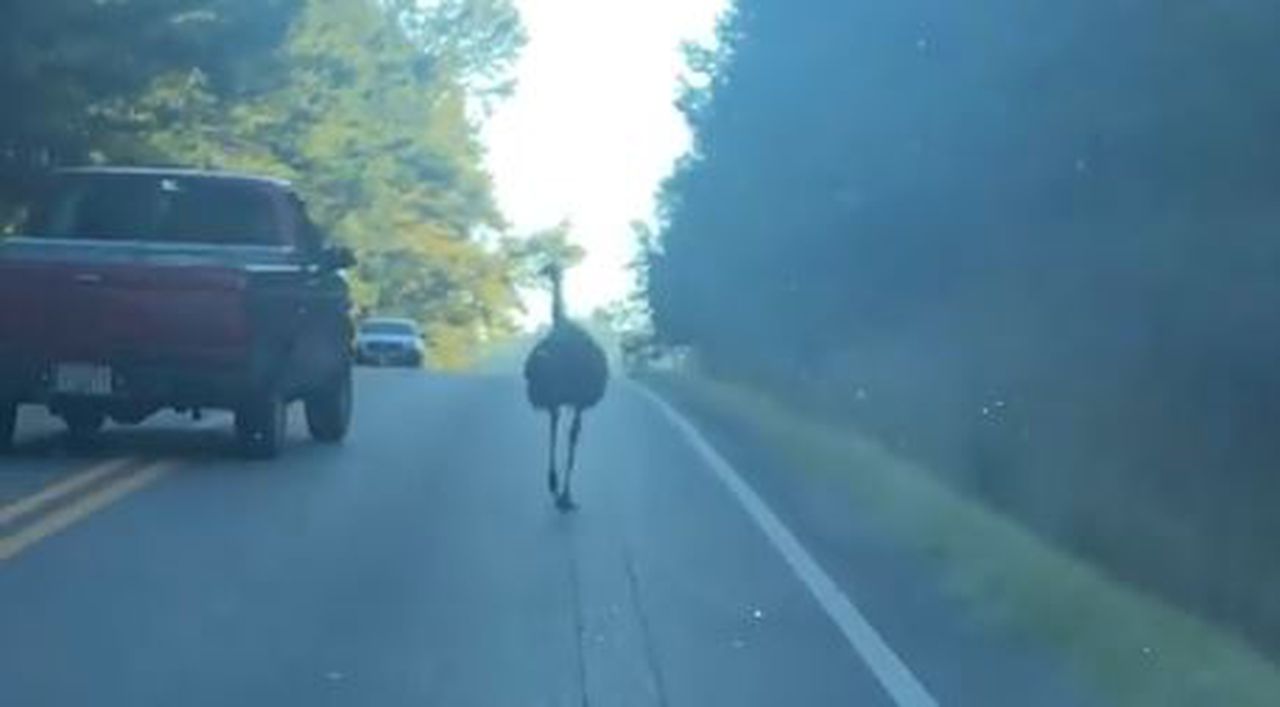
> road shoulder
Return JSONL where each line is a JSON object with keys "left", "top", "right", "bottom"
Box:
{"left": 641, "top": 375, "right": 1105, "bottom": 706}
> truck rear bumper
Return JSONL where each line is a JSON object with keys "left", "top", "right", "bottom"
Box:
{"left": 356, "top": 349, "right": 422, "bottom": 367}
{"left": 0, "top": 358, "right": 259, "bottom": 411}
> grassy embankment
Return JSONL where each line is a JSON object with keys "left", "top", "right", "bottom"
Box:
{"left": 647, "top": 373, "right": 1280, "bottom": 707}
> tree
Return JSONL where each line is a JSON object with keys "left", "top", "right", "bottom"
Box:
{"left": 406, "top": 0, "right": 528, "bottom": 104}
{"left": 502, "top": 220, "right": 587, "bottom": 286}
{"left": 648, "top": 0, "right": 1280, "bottom": 653}
{"left": 0, "top": 0, "right": 297, "bottom": 223}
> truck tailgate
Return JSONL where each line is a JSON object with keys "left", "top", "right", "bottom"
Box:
{"left": 0, "top": 250, "right": 253, "bottom": 365}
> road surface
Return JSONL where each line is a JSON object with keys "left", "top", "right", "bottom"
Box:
{"left": 0, "top": 370, "right": 1094, "bottom": 706}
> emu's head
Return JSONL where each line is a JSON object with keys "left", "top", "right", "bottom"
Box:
{"left": 540, "top": 263, "right": 563, "bottom": 285}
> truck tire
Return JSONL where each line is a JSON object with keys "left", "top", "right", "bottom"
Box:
{"left": 306, "top": 366, "right": 352, "bottom": 443}
{"left": 236, "top": 392, "right": 287, "bottom": 459}
{"left": 0, "top": 401, "right": 16, "bottom": 453}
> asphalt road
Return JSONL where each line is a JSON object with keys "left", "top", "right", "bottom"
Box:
{"left": 0, "top": 370, "right": 1095, "bottom": 706}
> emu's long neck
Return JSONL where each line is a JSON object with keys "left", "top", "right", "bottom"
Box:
{"left": 550, "top": 274, "right": 565, "bottom": 327}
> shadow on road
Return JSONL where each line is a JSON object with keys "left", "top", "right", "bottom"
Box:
{"left": 3, "top": 426, "right": 234, "bottom": 464}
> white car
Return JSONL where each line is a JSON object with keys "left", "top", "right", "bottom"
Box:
{"left": 355, "top": 318, "right": 425, "bottom": 368}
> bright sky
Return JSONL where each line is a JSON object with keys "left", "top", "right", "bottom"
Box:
{"left": 483, "top": 0, "right": 726, "bottom": 321}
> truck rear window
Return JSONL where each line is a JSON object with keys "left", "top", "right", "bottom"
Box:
{"left": 27, "top": 174, "right": 284, "bottom": 246}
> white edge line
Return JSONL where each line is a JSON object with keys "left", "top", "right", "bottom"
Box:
{"left": 635, "top": 383, "right": 939, "bottom": 707}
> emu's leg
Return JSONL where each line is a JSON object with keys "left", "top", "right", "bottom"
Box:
{"left": 557, "top": 408, "right": 583, "bottom": 510}
{"left": 547, "top": 407, "right": 561, "bottom": 497}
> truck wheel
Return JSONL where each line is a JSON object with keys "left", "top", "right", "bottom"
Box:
{"left": 63, "top": 408, "right": 105, "bottom": 450}
{"left": 306, "top": 367, "right": 352, "bottom": 443}
{"left": 0, "top": 401, "right": 16, "bottom": 453}
{"left": 236, "top": 393, "right": 288, "bottom": 459}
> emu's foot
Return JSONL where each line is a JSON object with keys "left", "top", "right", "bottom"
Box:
{"left": 547, "top": 468, "right": 559, "bottom": 497}
{"left": 555, "top": 492, "right": 577, "bottom": 513}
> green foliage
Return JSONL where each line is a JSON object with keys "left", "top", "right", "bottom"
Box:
{"left": 0, "top": 0, "right": 528, "bottom": 369}
{"left": 0, "top": 1, "right": 296, "bottom": 163}
{"left": 501, "top": 220, "right": 586, "bottom": 286}
{"left": 407, "top": 0, "right": 528, "bottom": 103}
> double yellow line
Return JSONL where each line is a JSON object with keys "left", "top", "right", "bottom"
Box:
{"left": 0, "top": 457, "right": 175, "bottom": 562}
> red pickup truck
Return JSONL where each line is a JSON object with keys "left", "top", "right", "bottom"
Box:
{"left": 0, "top": 167, "right": 356, "bottom": 458}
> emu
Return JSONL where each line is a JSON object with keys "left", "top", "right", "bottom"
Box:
{"left": 523, "top": 264, "right": 608, "bottom": 510}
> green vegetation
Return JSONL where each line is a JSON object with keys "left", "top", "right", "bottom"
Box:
{"left": 646, "top": 1, "right": 1280, "bottom": 654}
{"left": 0, "top": 0, "right": 529, "bottom": 368}
{"left": 652, "top": 373, "right": 1280, "bottom": 706}
{"left": 502, "top": 220, "right": 586, "bottom": 287}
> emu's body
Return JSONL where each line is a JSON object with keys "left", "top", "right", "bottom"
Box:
{"left": 523, "top": 267, "right": 608, "bottom": 509}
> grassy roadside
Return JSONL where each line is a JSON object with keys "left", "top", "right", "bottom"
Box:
{"left": 645, "top": 373, "right": 1280, "bottom": 707}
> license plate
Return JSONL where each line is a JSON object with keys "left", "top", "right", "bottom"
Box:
{"left": 54, "top": 364, "right": 113, "bottom": 396}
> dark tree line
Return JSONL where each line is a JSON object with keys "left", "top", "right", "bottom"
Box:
{"left": 650, "top": 0, "right": 1280, "bottom": 652}
{"left": 0, "top": 1, "right": 296, "bottom": 171}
